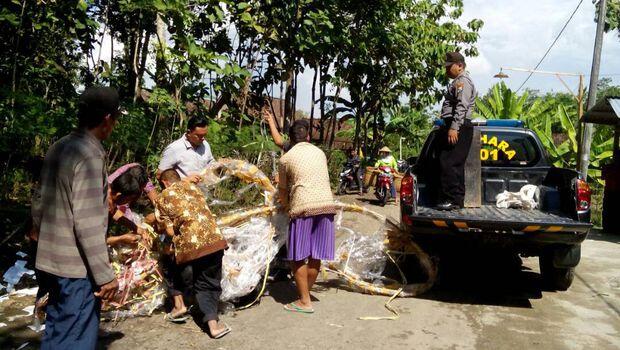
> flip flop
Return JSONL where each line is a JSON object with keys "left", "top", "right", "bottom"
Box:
{"left": 283, "top": 302, "right": 314, "bottom": 314}
{"left": 164, "top": 312, "right": 190, "bottom": 323}
{"left": 210, "top": 323, "right": 232, "bottom": 339}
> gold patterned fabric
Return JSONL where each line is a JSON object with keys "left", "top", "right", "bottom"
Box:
{"left": 154, "top": 181, "right": 227, "bottom": 264}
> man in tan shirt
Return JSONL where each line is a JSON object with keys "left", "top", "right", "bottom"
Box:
{"left": 279, "top": 120, "right": 336, "bottom": 314}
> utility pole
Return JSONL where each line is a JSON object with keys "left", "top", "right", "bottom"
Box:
{"left": 579, "top": 0, "right": 608, "bottom": 180}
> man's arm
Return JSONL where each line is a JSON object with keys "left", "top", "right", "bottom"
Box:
{"left": 157, "top": 143, "right": 179, "bottom": 180}
{"left": 390, "top": 157, "right": 398, "bottom": 170}
{"left": 277, "top": 163, "right": 288, "bottom": 209}
{"left": 154, "top": 195, "right": 176, "bottom": 237}
{"left": 450, "top": 78, "right": 474, "bottom": 131}
{"left": 30, "top": 185, "right": 42, "bottom": 236}
{"left": 263, "top": 109, "right": 285, "bottom": 148}
{"left": 72, "top": 156, "right": 116, "bottom": 287}
{"left": 440, "top": 86, "right": 455, "bottom": 120}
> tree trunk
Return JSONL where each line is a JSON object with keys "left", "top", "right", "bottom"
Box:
{"left": 329, "top": 82, "right": 343, "bottom": 149}
{"left": 372, "top": 111, "right": 378, "bottom": 150}
{"left": 280, "top": 80, "right": 285, "bottom": 130}
{"left": 155, "top": 14, "right": 167, "bottom": 87}
{"left": 319, "top": 66, "right": 326, "bottom": 143}
{"left": 284, "top": 70, "right": 294, "bottom": 130}
{"left": 123, "top": 18, "right": 140, "bottom": 99}
{"left": 309, "top": 65, "right": 318, "bottom": 141}
{"left": 292, "top": 71, "right": 298, "bottom": 122}
{"left": 354, "top": 112, "right": 361, "bottom": 151}
{"left": 135, "top": 29, "right": 152, "bottom": 102}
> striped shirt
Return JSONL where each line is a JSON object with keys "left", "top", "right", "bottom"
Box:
{"left": 34, "top": 129, "right": 115, "bottom": 285}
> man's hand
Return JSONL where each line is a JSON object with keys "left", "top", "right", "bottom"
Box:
{"left": 448, "top": 129, "right": 459, "bottom": 145}
{"left": 121, "top": 233, "right": 141, "bottom": 245}
{"left": 185, "top": 174, "right": 201, "bottom": 183}
{"left": 94, "top": 278, "right": 119, "bottom": 301}
{"left": 136, "top": 227, "right": 153, "bottom": 247}
{"left": 262, "top": 109, "right": 274, "bottom": 124}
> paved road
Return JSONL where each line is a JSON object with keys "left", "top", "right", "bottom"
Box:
{"left": 2, "top": 196, "right": 619, "bottom": 349}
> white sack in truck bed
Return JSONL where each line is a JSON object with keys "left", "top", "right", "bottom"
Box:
{"left": 496, "top": 184, "right": 540, "bottom": 210}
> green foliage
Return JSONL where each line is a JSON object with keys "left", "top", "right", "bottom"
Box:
{"left": 475, "top": 82, "right": 615, "bottom": 187}
{"left": 382, "top": 106, "right": 434, "bottom": 160}
{"left": 603, "top": 0, "right": 620, "bottom": 37}
{"left": 0, "top": 0, "right": 482, "bottom": 206}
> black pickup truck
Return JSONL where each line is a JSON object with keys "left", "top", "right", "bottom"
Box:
{"left": 399, "top": 120, "right": 592, "bottom": 290}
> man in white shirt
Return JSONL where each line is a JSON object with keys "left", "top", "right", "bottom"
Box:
{"left": 157, "top": 116, "right": 215, "bottom": 183}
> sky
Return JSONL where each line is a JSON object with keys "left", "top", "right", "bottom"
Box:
{"left": 291, "top": 0, "right": 620, "bottom": 112}
{"left": 93, "top": 0, "right": 620, "bottom": 113}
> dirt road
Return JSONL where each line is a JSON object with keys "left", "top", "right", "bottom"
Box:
{"left": 2, "top": 195, "right": 619, "bottom": 349}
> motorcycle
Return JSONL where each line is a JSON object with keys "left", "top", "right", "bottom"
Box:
{"left": 337, "top": 165, "right": 362, "bottom": 195}
{"left": 374, "top": 166, "right": 395, "bottom": 206}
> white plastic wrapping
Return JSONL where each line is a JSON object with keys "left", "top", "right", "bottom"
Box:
{"left": 220, "top": 214, "right": 288, "bottom": 301}
{"left": 496, "top": 184, "right": 539, "bottom": 209}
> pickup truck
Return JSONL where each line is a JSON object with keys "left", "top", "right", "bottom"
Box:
{"left": 399, "top": 119, "right": 592, "bottom": 290}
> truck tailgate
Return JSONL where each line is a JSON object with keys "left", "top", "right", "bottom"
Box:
{"left": 410, "top": 205, "right": 591, "bottom": 234}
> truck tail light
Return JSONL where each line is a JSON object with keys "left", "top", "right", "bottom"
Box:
{"left": 400, "top": 173, "right": 414, "bottom": 205}
{"left": 576, "top": 178, "right": 591, "bottom": 211}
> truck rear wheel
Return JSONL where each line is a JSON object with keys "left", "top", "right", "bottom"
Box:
{"left": 539, "top": 254, "right": 574, "bottom": 291}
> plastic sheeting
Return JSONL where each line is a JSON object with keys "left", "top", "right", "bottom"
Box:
{"left": 328, "top": 202, "right": 437, "bottom": 299}
{"left": 2, "top": 260, "right": 35, "bottom": 293}
{"left": 220, "top": 214, "right": 288, "bottom": 301}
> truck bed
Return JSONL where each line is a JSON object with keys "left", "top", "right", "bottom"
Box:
{"left": 411, "top": 205, "right": 591, "bottom": 233}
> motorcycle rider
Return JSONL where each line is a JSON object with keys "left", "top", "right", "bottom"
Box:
{"left": 345, "top": 148, "right": 364, "bottom": 196}
{"left": 374, "top": 146, "right": 398, "bottom": 199}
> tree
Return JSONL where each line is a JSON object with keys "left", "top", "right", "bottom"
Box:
{"left": 475, "top": 82, "right": 615, "bottom": 184}
{"left": 602, "top": 0, "right": 620, "bottom": 37}
{"left": 324, "top": 0, "right": 483, "bottom": 153}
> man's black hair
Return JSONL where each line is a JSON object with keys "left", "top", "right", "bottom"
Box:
{"left": 187, "top": 116, "right": 209, "bottom": 131}
{"left": 289, "top": 120, "right": 310, "bottom": 145}
{"left": 77, "top": 86, "right": 121, "bottom": 129}
{"left": 126, "top": 165, "right": 148, "bottom": 188}
{"left": 110, "top": 171, "right": 146, "bottom": 196}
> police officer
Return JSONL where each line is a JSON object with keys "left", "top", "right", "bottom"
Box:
{"left": 436, "top": 51, "right": 477, "bottom": 210}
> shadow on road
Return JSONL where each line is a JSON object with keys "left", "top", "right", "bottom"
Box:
{"left": 586, "top": 229, "right": 620, "bottom": 244}
{"left": 416, "top": 252, "right": 545, "bottom": 308}
{"left": 356, "top": 197, "right": 399, "bottom": 207}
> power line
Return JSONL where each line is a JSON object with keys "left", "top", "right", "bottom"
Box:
{"left": 516, "top": 0, "right": 585, "bottom": 92}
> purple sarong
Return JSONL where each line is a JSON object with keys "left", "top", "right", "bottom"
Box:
{"left": 287, "top": 214, "right": 335, "bottom": 262}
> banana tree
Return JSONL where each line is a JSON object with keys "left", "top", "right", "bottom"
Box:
{"left": 474, "top": 82, "right": 528, "bottom": 120}
{"left": 533, "top": 104, "right": 613, "bottom": 184}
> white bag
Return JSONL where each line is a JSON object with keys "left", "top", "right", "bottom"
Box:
{"left": 496, "top": 184, "right": 539, "bottom": 210}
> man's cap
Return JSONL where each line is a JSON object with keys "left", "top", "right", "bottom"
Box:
{"left": 78, "top": 86, "right": 125, "bottom": 117}
{"left": 444, "top": 51, "right": 465, "bottom": 67}
{"left": 379, "top": 146, "right": 392, "bottom": 153}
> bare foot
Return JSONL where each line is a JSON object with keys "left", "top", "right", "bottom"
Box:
{"left": 207, "top": 320, "right": 231, "bottom": 338}
{"left": 169, "top": 306, "right": 187, "bottom": 318}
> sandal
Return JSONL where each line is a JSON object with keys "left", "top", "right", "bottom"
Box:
{"left": 164, "top": 311, "right": 190, "bottom": 323}
{"left": 210, "top": 323, "right": 232, "bottom": 339}
{"left": 283, "top": 302, "right": 314, "bottom": 314}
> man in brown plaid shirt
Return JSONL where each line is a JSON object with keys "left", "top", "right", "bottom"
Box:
{"left": 34, "top": 87, "right": 122, "bottom": 350}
